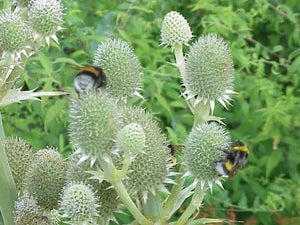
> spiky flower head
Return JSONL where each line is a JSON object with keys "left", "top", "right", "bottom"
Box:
{"left": 28, "top": 0, "right": 64, "bottom": 44}
{"left": 183, "top": 122, "right": 231, "bottom": 190}
{"left": 0, "top": 10, "right": 30, "bottom": 60}
{"left": 93, "top": 38, "right": 143, "bottom": 100}
{"left": 120, "top": 106, "right": 171, "bottom": 199}
{"left": 69, "top": 92, "right": 121, "bottom": 163}
{"left": 14, "top": 193, "right": 48, "bottom": 225}
{"left": 49, "top": 209, "right": 61, "bottom": 225}
{"left": 4, "top": 137, "right": 33, "bottom": 192}
{"left": 161, "top": 11, "right": 192, "bottom": 47}
{"left": 184, "top": 34, "right": 235, "bottom": 112}
{"left": 60, "top": 182, "right": 99, "bottom": 224}
{"left": 24, "top": 148, "right": 67, "bottom": 209}
{"left": 117, "top": 123, "right": 146, "bottom": 155}
{"left": 66, "top": 153, "right": 120, "bottom": 221}
{"left": 13, "top": 0, "right": 31, "bottom": 8}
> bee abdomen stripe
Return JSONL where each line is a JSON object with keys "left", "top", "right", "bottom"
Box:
{"left": 233, "top": 146, "right": 249, "bottom": 154}
{"left": 78, "top": 67, "right": 99, "bottom": 76}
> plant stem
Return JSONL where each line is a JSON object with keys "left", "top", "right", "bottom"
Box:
{"left": 173, "top": 185, "right": 205, "bottom": 225}
{"left": 99, "top": 157, "right": 152, "bottom": 225}
{"left": 162, "top": 166, "right": 185, "bottom": 220}
{"left": 0, "top": 113, "right": 17, "bottom": 225}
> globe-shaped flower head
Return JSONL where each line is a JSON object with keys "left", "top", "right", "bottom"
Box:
{"left": 0, "top": 10, "right": 30, "bottom": 60}
{"left": 161, "top": 11, "right": 192, "bottom": 47}
{"left": 28, "top": 0, "right": 64, "bottom": 45}
{"left": 93, "top": 38, "right": 143, "bottom": 101}
{"left": 60, "top": 182, "right": 99, "bottom": 225}
{"left": 183, "top": 122, "right": 231, "bottom": 190}
{"left": 183, "top": 34, "right": 235, "bottom": 112}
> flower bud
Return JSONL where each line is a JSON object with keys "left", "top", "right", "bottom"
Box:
{"left": 183, "top": 122, "right": 231, "bottom": 189}
{"left": 161, "top": 11, "right": 192, "bottom": 47}
{"left": 93, "top": 38, "right": 143, "bottom": 100}
{"left": 184, "top": 34, "right": 234, "bottom": 110}
{"left": 117, "top": 123, "right": 146, "bottom": 154}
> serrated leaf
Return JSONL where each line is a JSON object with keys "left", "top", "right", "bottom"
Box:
{"left": 0, "top": 88, "right": 67, "bottom": 107}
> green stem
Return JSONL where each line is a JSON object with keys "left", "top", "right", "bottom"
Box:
{"left": 162, "top": 166, "right": 185, "bottom": 220}
{"left": 99, "top": 157, "right": 152, "bottom": 225}
{"left": 192, "top": 101, "right": 210, "bottom": 128}
{"left": 0, "top": 113, "right": 17, "bottom": 225}
{"left": 173, "top": 185, "right": 205, "bottom": 225}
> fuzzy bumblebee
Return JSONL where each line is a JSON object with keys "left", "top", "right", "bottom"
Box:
{"left": 215, "top": 141, "right": 249, "bottom": 179}
{"left": 73, "top": 65, "right": 106, "bottom": 93}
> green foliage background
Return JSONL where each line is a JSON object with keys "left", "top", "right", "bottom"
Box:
{"left": 1, "top": 0, "right": 299, "bottom": 224}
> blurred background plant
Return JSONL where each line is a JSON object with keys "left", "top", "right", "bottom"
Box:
{"left": 0, "top": 0, "right": 299, "bottom": 224}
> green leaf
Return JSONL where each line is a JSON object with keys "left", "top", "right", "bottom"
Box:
{"left": 266, "top": 149, "right": 283, "bottom": 178}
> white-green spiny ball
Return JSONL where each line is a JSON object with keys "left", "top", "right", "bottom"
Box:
{"left": 28, "top": 0, "right": 64, "bottom": 37}
{"left": 0, "top": 10, "right": 29, "bottom": 55}
{"left": 14, "top": 193, "right": 49, "bottom": 225}
{"left": 60, "top": 182, "right": 98, "bottom": 224}
{"left": 117, "top": 123, "right": 145, "bottom": 154}
{"left": 4, "top": 137, "right": 33, "bottom": 192}
{"left": 25, "top": 148, "right": 67, "bottom": 209}
{"left": 161, "top": 11, "right": 192, "bottom": 47}
{"left": 13, "top": 0, "right": 31, "bottom": 8}
{"left": 93, "top": 38, "right": 142, "bottom": 100}
{"left": 120, "top": 106, "right": 170, "bottom": 195}
{"left": 184, "top": 34, "right": 234, "bottom": 102}
{"left": 66, "top": 154, "right": 120, "bottom": 219}
{"left": 69, "top": 92, "right": 121, "bottom": 159}
{"left": 183, "top": 122, "right": 231, "bottom": 183}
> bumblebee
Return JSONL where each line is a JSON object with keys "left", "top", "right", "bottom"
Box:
{"left": 215, "top": 141, "right": 249, "bottom": 179}
{"left": 73, "top": 65, "right": 106, "bottom": 93}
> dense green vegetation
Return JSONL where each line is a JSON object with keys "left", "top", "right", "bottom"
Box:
{"left": 1, "top": 0, "right": 299, "bottom": 224}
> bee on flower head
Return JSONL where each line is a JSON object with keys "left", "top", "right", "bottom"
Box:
{"left": 73, "top": 65, "right": 106, "bottom": 93}
{"left": 215, "top": 140, "right": 249, "bottom": 179}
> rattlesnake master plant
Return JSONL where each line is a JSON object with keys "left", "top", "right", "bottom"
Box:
{"left": 183, "top": 122, "right": 231, "bottom": 190}
{"left": 24, "top": 148, "right": 67, "bottom": 210}
{"left": 93, "top": 38, "right": 143, "bottom": 101}
{"left": 60, "top": 182, "right": 99, "bottom": 225}
{"left": 0, "top": 9, "right": 30, "bottom": 60}
{"left": 4, "top": 137, "right": 33, "bottom": 192}
{"left": 28, "top": 0, "right": 64, "bottom": 44}
{"left": 161, "top": 11, "right": 192, "bottom": 47}
{"left": 183, "top": 34, "right": 235, "bottom": 111}
{"left": 68, "top": 92, "right": 121, "bottom": 164}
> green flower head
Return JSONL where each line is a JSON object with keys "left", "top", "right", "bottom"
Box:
{"left": 183, "top": 122, "right": 231, "bottom": 190}
{"left": 183, "top": 34, "right": 235, "bottom": 112}
{"left": 93, "top": 38, "right": 143, "bottom": 101}
{"left": 161, "top": 11, "right": 192, "bottom": 47}
{"left": 0, "top": 10, "right": 30, "bottom": 60}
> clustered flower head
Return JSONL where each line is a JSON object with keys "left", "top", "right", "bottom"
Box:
{"left": 60, "top": 182, "right": 99, "bottom": 224}
{"left": 28, "top": 0, "right": 64, "bottom": 44}
{"left": 93, "top": 38, "right": 143, "bottom": 101}
{"left": 117, "top": 123, "right": 146, "bottom": 155}
{"left": 183, "top": 122, "right": 231, "bottom": 190}
{"left": 0, "top": 10, "right": 30, "bottom": 60}
{"left": 4, "top": 137, "right": 33, "bottom": 192}
{"left": 161, "top": 11, "right": 192, "bottom": 47}
{"left": 183, "top": 34, "right": 235, "bottom": 112}
{"left": 24, "top": 148, "right": 67, "bottom": 209}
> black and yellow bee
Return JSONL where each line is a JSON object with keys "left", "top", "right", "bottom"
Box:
{"left": 73, "top": 65, "right": 106, "bottom": 93}
{"left": 215, "top": 141, "right": 249, "bottom": 179}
